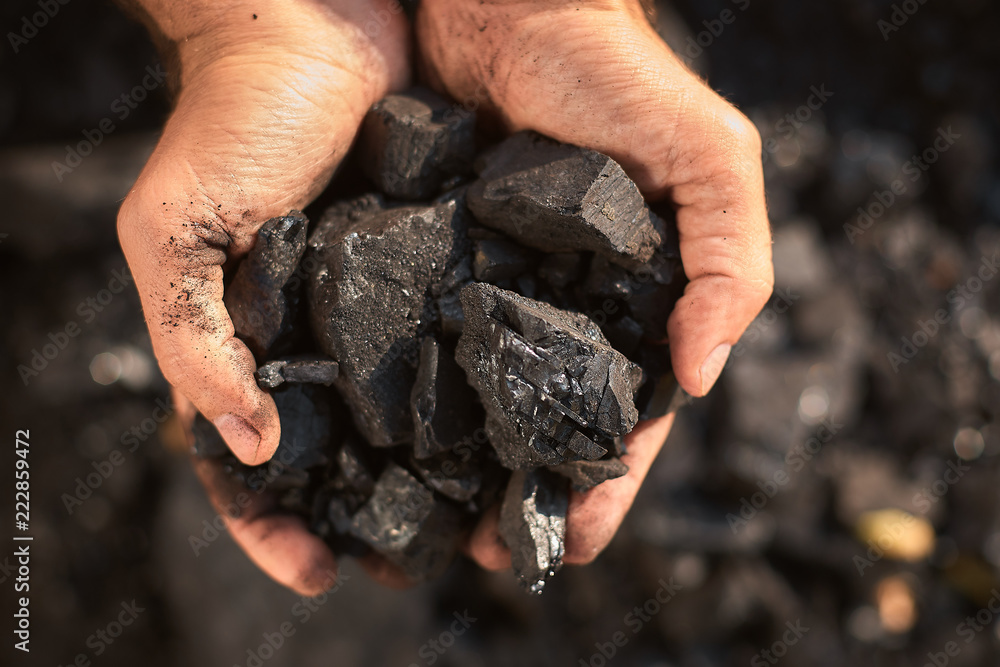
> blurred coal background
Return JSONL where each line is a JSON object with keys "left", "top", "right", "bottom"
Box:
{"left": 1, "top": 0, "right": 999, "bottom": 665}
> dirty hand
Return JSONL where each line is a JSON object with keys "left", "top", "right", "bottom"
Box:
{"left": 117, "top": 0, "right": 409, "bottom": 594}
{"left": 415, "top": 0, "right": 773, "bottom": 566}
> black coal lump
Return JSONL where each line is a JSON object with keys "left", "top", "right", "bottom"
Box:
{"left": 359, "top": 87, "right": 476, "bottom": 200}
{"left": 499, "top": 468, "right": 569, "bottom": 594}
{"left": 348, "top": 463, "right": 462, "bottom": 581}
{"left": 225, "top": 211, "right": 308, "bottom": 359}
{"left": 456, "top": 282, "right": 642, "bottom": 469}
{"left": 411, "top": 337, "right": 482, "bottom": 459}
{"left": 255, "top": 356, "right": 340, "bottom": 389}
{"left": 467, "top": 131, "right": 664, "bottom": 267}
{"left": 308, "top": 195, "right": 471, "bottom": 447}
{"left": 549, "top": 457, "right": 629, "bottom": 492}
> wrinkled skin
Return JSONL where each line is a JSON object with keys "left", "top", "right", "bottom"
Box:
{"left": 118, "top": 0, "right": 772, "bottom": 594}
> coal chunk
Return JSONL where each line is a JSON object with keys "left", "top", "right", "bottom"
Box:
{"left": 411, "top": 337, "right": 482, "bottom": 459}
{"left": 499, "top": 468, "right": 569, "bottom": 594}
{"left": 549, "top": 457, "right": 629, "bottom": 492}
{"left": 467, "top": 132, "right": 664, "bottom": 267}
{"left": 349, "top": 463, "right": 461, "bottom": 581}
{"left": 225, "top": 212, "right": 308, "bottom": 358}
{"left": 255, "top": 356, "right": 339, "bottom": 389}
{"left": 309, "top": 196, "right": 471, "bottom": 447}
{"left": 359, "top": 87, "right": 475, "bottom": 200}
{"left": 456, "top": 282, "right": 642, "bottom": 469}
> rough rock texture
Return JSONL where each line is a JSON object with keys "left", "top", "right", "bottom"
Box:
{"left": 309, "top": 196, "right": 471, "bottom": 447}
{"left": 499, "top": 468, "right": 569, "bottom": 594}
{"left": 349, "top": 463, "right": 462, "bottom": 581}
{"left": 456, "top": 282, "right": 643, "bottom": 469}
{"left": 225, "top": 212, "right": 308, "bottom": 358}
{"left": 467, "top": 132, "right": 664, "bottom": 267}
{"left": 255, "top": 356, "right": 339, "bottom": 389}
{"left": 359, "top": 87, "right": 475, "bottom": 200}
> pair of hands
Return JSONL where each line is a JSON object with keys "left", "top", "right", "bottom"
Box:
{"left": 118, "top": 0, "right": 773, "bottom": 595}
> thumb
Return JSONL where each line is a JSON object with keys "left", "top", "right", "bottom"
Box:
{"left": 119, "top": 30, "right": 408, "bottom": 463}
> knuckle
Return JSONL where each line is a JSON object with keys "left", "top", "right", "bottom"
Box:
{"left": 724, "top": 108, "right": 763, "bottom": 157}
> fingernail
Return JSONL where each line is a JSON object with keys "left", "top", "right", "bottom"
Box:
{"left": 213, "top": 413, "right": 262, "bottom": 463}
{"left": 699, "top": 343, "right": 731, "bottom": 395}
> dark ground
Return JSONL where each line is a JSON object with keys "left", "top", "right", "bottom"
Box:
{"left": 2, "top": 0, "right": 999, "bottom": 665}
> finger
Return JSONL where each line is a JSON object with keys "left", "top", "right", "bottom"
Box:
{"left": 464, "top": 503, "right": 512, "bottom": 571}
{"left": 193, "top": 456, "right": 340, "bottom": 596}
{"left": 563, "top": 413, "right": 674, "bottom": 564}
{"left": 358, "top": 553, "right": 417, "bottom": 590}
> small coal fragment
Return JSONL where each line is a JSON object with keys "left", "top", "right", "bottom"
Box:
{"left": 472, "top": 238, "right": 535, "bottom": 282}
{"left": 255, "top": 360, "right": 287, "bottom": 389}
{"left": 309, "top": 196, "right": 471, "bottom": 447}
{"left": 255, "top": 356, "right": 340, "bottom": 389}
{"left": 467, "top": 132, "right": 664, "bottom": 267}
{"left": 549, "top": 458, "right": 629, "bottom": 492}
{"left": 359, "top": 87, "right": 475, "bottom": 200}
{"left": 225, "top": 212, "right": 308, "bottom": 358}
{"left": 410, "top": 450, "right": 483, "bottom": 502}
{"left": 283, "top": 358, "right": 339, "bottom": 385}
{"left": 349, "top": 463, "right": 462, "bottom": 581}
{"left": 499, "top": 468, "right": 569, "bottom": 594}
{"left": 411, "top": 337, "right": 482, "bottom": 459}
{"left": 191, "top": 413, "right": 230, "bottom": 458}
{"left": 456, "top": 282, "right": 642, "bottom": 469}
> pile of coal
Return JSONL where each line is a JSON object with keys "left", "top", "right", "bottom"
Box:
{"left": 194, "top": 87, "right": 689, "bottom": 593}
